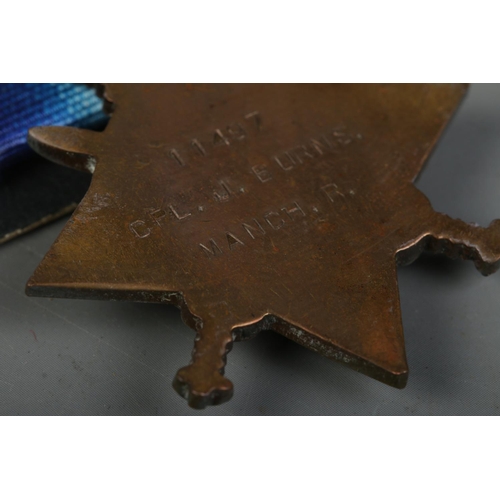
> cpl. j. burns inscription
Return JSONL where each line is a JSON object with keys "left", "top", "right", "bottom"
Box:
{"left": 127, "top": 114, "right": 362, "bottom": 259}
{"left": 26, "top": 84, "right": 500, "bottom": 410}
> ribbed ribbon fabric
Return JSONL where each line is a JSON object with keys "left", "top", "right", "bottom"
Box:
{"left": 0, "top": 83, "right": 106, "bottom": 167}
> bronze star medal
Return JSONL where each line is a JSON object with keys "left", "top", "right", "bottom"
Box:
{"left": 26, "top": 84, "right": 500, "bottom": 408}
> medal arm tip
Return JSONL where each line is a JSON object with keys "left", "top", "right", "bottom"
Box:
{"left": 28, "top": 126, "right": 100, "bottom": 174}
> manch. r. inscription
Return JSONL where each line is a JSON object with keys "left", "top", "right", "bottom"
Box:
{"left": 127, "top": 120, "right": 363, "bottom": 253}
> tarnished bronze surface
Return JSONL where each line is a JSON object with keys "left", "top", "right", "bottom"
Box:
{"left": 25, "top": 84, "right": 500, "bottom": 409}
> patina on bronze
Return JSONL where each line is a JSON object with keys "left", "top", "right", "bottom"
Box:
{"left": 25, "top": 84, "right": 500, "bottom": 409}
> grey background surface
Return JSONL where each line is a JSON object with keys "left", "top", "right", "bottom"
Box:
{"left": 1, "top": 84, "right": 499, "bottom": 415}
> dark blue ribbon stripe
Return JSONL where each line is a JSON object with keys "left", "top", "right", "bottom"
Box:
{"left": 0, "top": 83, "right": 106, "bottom": 166}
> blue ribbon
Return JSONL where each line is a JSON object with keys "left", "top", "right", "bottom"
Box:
{"left": 0, "top": 83, "right": 107, "bottom": 168}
